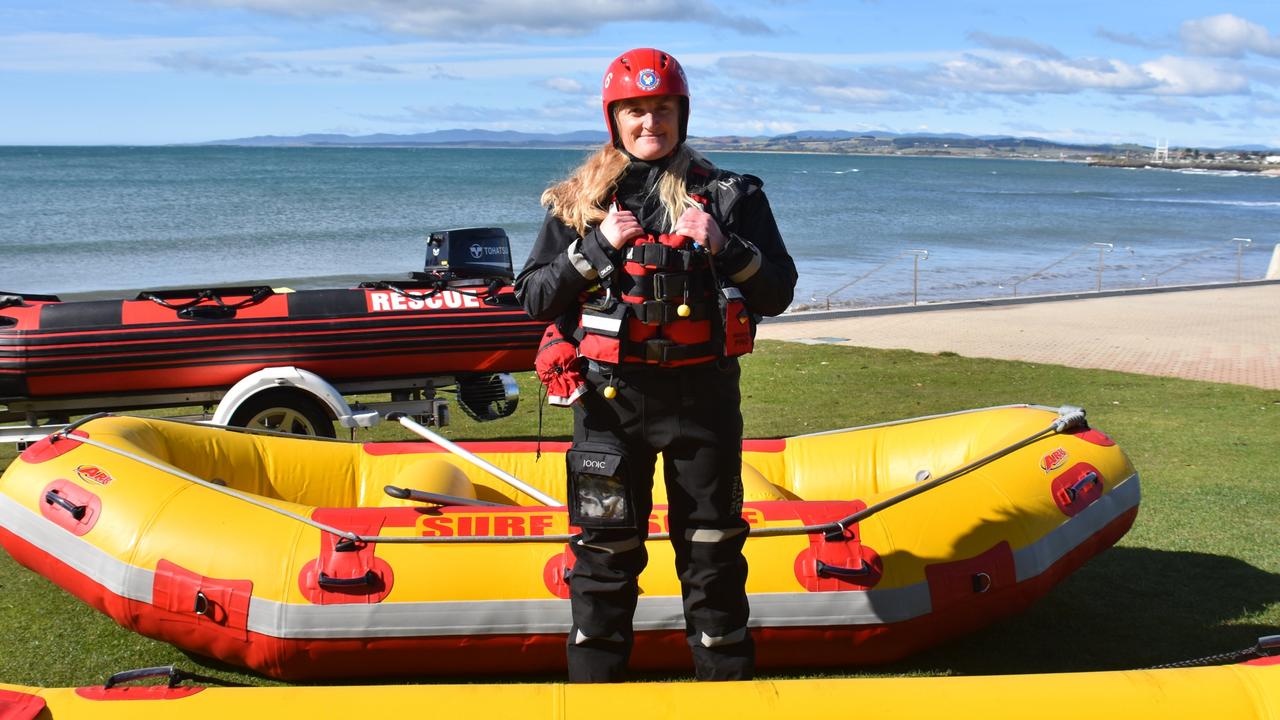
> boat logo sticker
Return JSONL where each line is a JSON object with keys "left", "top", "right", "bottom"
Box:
{"left": 368, "top": 289, "right": 484, "bottom": 313}
{"left": 1040, "top": 448, "right": 1068, "bottom": 473}
{"left": 75, "top": 464, "right": 114, "bottom": 486}
{"left": 636, "top": 68, "right": 660, "bottom": 91}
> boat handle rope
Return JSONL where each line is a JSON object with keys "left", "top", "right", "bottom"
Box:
{"left": 369, "top": 280, "right": 503, "bottom": 303}
{"left": 1147, "top": 635, "right": 1280, "bottom": 669}
{"left": 45, "top": 406, "right": 1088, "bottom": 546}
{"left": 140, "top": 287, "right": 273, "bottom": 312}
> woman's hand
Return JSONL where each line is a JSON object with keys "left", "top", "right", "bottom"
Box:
{"left": 674, "top": 207, "right": 727, "bottom": 255}
{"left": 599, "top": 205, "right": 645, "bottom": 250}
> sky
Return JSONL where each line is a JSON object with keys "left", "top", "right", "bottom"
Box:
{"left": 3, "top": 1, "right": 1279, "bottom": 148}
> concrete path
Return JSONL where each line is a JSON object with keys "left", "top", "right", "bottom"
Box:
{"left": 757, "top": 282, "right": 1280, "bottom": 390}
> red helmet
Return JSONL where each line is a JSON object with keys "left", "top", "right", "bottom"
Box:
{"left": 601, "top": 48, "right": 690, "bottom": 148}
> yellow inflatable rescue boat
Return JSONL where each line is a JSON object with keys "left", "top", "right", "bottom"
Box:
{"left": 2, "top": 651, "right": 1277, "bottom": 720}
{"left": 0, "top": 404, "right": 1139, "bottom": 680}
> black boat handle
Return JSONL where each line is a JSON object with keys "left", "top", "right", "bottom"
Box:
{"left": 44, "top": 490, "right": 87, "bottom": 520}
{"left": 103, "top": 664, "right": 246, "bottom": 689}
{"left": 1058, "top": 471, "right": 1100, "bottom": 504}
{"left": 815, "top": 559, "right": 872, "bottom": 580}
{"left": 318, "top": 570, "right": 378, "bottom": 589}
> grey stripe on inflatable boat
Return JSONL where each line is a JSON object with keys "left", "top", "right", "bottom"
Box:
{"left": 0, "top": 492, "right": 157, "bottom": 604}
{"left": 0, "top": 472, "right": 1139, "bottom": 639}
{"left": 1013, "top": 472, "right": 1140, "bottom": 582}
{"left": 255, "top": 472, "right": 1141, "bottom": 638}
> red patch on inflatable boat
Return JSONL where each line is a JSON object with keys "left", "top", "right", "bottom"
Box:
{"left": 543, "top": 546, "right": 575, "bottom": 599}
{"left": 299, "top": 509, "right": 394, "bottom": 605}
{"left": 18, "top": 430, "right": 88, "bottom": 464}
{"left": 75, "top": 686, "right": 205, "bottom": 701}
{"left": 75, "top": 464, "right": 114, "bottom": 486}
{"left": 152, "top": 559, "right": 253, "bottom": 642}
{"left": 38, "top": 480, "right": 101, "bottom": 536}
{"left": 925, "top": 541, "right": 1016, "bottom": 614}
{"left": 788, "top": 501, "right": 883, "bottom": 592}
{"left": 0, "top": 687, "right": 46, "bottom": 718}
{"left": 1051, "top": 462, "right": 1105, "bottom": 517}
{"left": 1067, "top": 427, "right": 1116, "bottom": 447}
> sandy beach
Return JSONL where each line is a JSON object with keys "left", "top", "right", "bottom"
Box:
{"left": 758, "top": 281, "right": 1280, "bottom": 390}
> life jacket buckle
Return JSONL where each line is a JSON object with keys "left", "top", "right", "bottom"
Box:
{"left": 652, "top": 272, "right": 689, "bottom": 301}
{"left": 642, "top": 338, "right": 676, "bottom": 363}
{"left": 583, "top": 287, "right": 616, "bottom": 313}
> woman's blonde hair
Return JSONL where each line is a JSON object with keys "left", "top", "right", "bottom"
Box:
{"left": 541, "top": 144, "right": 706, "bottom": 236}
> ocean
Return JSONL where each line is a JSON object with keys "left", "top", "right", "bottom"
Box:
{"left": 1, "top": 146, "right": 1276, "bottom": 309}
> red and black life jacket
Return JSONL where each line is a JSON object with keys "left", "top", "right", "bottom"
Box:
{"left": 571, "top": 164, "right": 760, "bottom": 368}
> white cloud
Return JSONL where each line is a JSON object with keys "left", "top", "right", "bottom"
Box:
{"left": 0, "top": 32, "right": 266, "bottom": 72}
{"left": 935, "top": 54, "right": 1156, "bottom": 94}
{"left": 1180, "top": 14, "right": 1280, "bottom": 58}
{"left": 1123, "top": 97, "right": 1226, "bottom": 123}
{"left": 544, "top": 77, "right": 586, "bottom": 94}
{"left": 967, "top": 31, "right": 1065, "bottom": 60}
{"left": 160, "top": 0, "right": 772, "bottom": 38}
{"left": 154, "top": 51, "right": 278, "bottom": 75}
{"left": 1095, "top": 27, "right": 1170, "bottom": 51}
{"left": 1139, "top": 56, "right": 1249, "bottom": 96}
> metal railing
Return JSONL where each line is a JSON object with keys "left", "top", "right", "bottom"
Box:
{"left": 815, "top": 249, "right": 928, "bottom": 309}
{"left": 1010, "top": 242, "right": 1113, "bottom": 296}
{"left": 801, "top": 237, "right": 1263, "bottom": 312}
{"left": 1151, "top": 237, "right": 1252, "bottom": 285}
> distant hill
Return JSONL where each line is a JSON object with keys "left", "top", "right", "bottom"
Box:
{"left": 203, "top": 129, "right": 610, "bottom": 147}
{"left": 199, "top": 129, "right": 1274, "bottom": 155}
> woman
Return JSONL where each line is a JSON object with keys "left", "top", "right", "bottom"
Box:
{"left": 515, "top": 48, "right": 796, "bottom": 682}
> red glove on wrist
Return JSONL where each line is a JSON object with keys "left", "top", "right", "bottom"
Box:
{"left": 535, "top": 324, "right": 586, "bottom": 406}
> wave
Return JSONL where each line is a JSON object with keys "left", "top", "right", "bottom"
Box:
{"left": 1111, "top": 197, "right": 1280, "bottom": 209}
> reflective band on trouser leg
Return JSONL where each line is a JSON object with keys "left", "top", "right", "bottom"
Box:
{"left": 699, "top": 626, "right": 750, "bottom": 648}
{"left": 575, "top": 535, "right": 642, "bottom": 554}
{"left": 573, "top": 628, "right": 625, "bottom": 645}
{"left": 686, "top": 526, "right": 747, "bottom": 543}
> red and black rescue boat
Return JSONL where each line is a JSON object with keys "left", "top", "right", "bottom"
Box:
{"left": 0, "top": 228, "right": 541, "bottom": 407}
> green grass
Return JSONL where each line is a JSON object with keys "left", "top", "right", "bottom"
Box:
{"left": 1, "top": 340, "right": 1277, "bottom": 687}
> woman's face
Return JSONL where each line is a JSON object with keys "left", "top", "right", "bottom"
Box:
{"left": 612, "top": 95, "right": 680, "bottom": 160}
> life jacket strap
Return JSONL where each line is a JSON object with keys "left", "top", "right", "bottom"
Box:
{"left": 627, "top": 271, "right": 709, "bottom": 302}
{"left": 639, "top": 338, "right": 720, "bottom": 364}
{"left": 628, "top": 299, "right": 712, "bottom": 325}
{"left": 625, "top": 243, "right": 694, "bottom": 270}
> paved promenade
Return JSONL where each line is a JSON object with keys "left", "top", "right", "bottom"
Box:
{"left": 757, "top": 282, "right": 1280, "bottom": 390}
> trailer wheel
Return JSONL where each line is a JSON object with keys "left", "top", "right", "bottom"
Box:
{"left": 226, "top": 390, "right": 336, "bottom": 438}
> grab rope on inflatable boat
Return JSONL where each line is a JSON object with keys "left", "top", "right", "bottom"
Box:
{"left": 139, "top": 287, "right": 274, "bottom": 320}
{"left": 1148, "top": 635, "right": 1280, "bottom": 669}
{"left": 46, "top": 406, "right": 1091, "bottom": 546}
{"left": 366, "top": 279, "right": 505, "bottom": 304}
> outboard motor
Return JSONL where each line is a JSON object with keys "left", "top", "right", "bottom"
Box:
{"left": 421, "top": 227, "right": 514, "bottom": 282}
{"left": 456, "top": 372, "right": 520, "bottom": 422}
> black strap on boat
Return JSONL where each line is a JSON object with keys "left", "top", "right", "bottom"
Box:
{"left": 318, "top": 570, "right": 379, "bottom": 589}
{"left": 103, "top": 664, "right": 246, "bottom": 689}
{"left": 1147, "top": 635, "right": 1280, "bottom": 669}
{"left": 140, "top": 287, "right": 273, "bottom": 319}
{"left": 369, "top": 279, "right": 505, "bottom": 303}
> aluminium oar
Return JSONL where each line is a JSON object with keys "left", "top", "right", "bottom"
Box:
{"left": 388, "top": 413, "right": 564, "bottom": 507}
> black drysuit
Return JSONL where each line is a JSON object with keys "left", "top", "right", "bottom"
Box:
{"left": 515, "top": 155, "right": 797, "bottom": 681}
